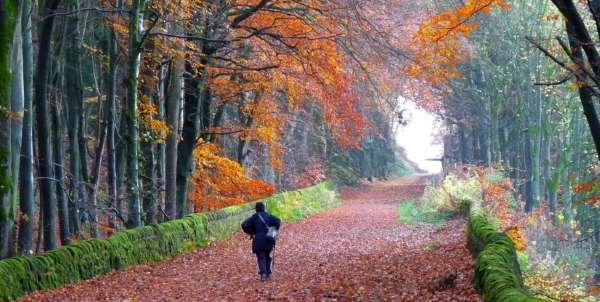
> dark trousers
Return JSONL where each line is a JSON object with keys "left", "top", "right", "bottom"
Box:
{"left": 256, "top": 249, "right": 272, "bottom": 275}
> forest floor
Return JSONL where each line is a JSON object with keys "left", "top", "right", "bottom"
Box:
{"left": 20, "top": 176, "right": 481, "bottom": 302}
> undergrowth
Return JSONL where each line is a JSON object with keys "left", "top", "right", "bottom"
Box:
{"left": 422, "top": 170, "right": 544, "bottom": 301}
{"left": 397, "top": 200, "right": 447, "bottom": 225}
{"left": 398, "top": 172, "right": 481, "bottom": 225}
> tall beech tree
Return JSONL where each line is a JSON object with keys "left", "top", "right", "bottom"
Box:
{"left": 35, "top": 0, "right": 62, "bottom": 251}
{"left": 0, "top": 0, "right": 18, "bottom": 259}
{"left": 124, "top": 0, "right": 149, "bottom": 228}
{"left": 17, "top": 0, "right": 34, "bottom": 255}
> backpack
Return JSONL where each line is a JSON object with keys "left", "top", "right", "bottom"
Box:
{"left": 257, "top": 213, "right": 278, "bottom": 241}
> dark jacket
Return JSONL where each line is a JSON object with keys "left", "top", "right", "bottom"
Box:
{"left": 241, "top": 211, "right": 281, "bottom": 253}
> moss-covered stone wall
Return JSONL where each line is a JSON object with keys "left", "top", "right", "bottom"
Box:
{"left": 0, "top": 181, "right": 340, "bottom": 301}
{"left": 467, "top": 202, "right": 545, "bottom": 302}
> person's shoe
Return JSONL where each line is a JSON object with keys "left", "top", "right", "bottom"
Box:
{"left": 260, "top": 274, "right": 267, "bottom": 281}
{"left": 265, "top": 274, "right": 272, "bottom": 280}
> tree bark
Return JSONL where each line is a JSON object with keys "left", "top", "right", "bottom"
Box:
{"left": 3, "top": 0, "right": 23, "bottom": 258}
{"left": 125, "top": 0, "right": 147, "bottom": 228}
{"left": 64, "top": 0, "right": 84, "bottom": 236}
{"left": 564, "top": 22, "right": 600, "bottom": 161}
{"left": 0, "top": 0, "right": 18, "bottom": 259}
{"left": 34, "top": 0, "right": 61, "bottom": 252}
{"left": 105, "top": 27, "right": 119, "bottom": 229}
{"left": 164, "top": 58, "right": 183, "bottom": 220}
{"left": 52, "top": 104, "right": 70, "bottom": 245}
{"left": 17, "top": 0, "right": 34, "bottom": 255}
{"left": 156, "top": 65, "right": 166, "bottom": 222}
{"left": 88, "top": 118, "right": 106, "bottom": 238}
{"left": 142, "top": 139, "right": 156, "bottom": 224}
{"left": 176, "top": 63, "right": 208, "bottom": 218}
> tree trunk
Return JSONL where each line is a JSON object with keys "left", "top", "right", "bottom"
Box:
{"left": 524, "top": 129, "right": 535, "bottom": 212}
{"left": 88, "top": 119, "right": 106, "bottom": 238}
{"left": 457, "top": 122, "right": 467, "bottom": 164}
{"left": 17, "top": 0, "right": 34, "bottom": 255}
{"left": 125, "top": 0, "right": 147, "bottom": 228}
{"left": 594, "top": 225, "right": 600, "bottom": 283}
{"left": 165, "top": 58, "right": 183, "bottom": 220}
{"left": 105, "top": 28, "right": 119, "bottom": 229}
{"left": 176, "top": 62, "right": 208, "bottom": 219}
{"left": 237, "top": 99, "right": 254, "bottom": 166}
{"left": 64, "top": 0, "right": 84, "bottom": 236}
{"left": 156, "top": 65, "right": 166, "bottom": 222}
{"left": 35, "top": 0, "right": 61, "bottom": 252}
{"left": 52, "top": 104, "right": 70, "bottom": 245}
{"left": 142, "top": 139, "right": 156, "bottom": 224}
{"left": 500, "top": 126, "right": 509, "bottom": 168}
{"left": 531, "top": 91, "right": 542, "bottom": 208}
{"left": 116, "top": 119, "right": 127, "bottom": 221}
{"left": 542, "top": 121, "right": 553, "bottom": 210}
{"left": 564, "top": 22, "right": 600, "bottom": 161}
{"left": 0, "top": 0, "right": 18, "bottom": 259}
{"left": 3, "top": 1, "right": 23, "bottom": 258}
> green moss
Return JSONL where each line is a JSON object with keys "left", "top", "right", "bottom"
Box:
{"left": 516, "top": 251, "right": 529, "bottom": 270}
{"left": 0, "top": 181, "right": 339, "bottom": 302}
{"left": 467, "top": 200, "right": 546, "bottom": 302}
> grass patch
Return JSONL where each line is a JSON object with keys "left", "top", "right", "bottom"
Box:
{"left": 397, "top": 200, "right": 448, "bottom": 225}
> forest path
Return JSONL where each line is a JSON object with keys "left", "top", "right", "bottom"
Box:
{"left": 20, "top": 176, "right": 481, "bottom": 302}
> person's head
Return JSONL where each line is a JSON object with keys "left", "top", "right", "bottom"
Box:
{"left": 255, "top": 202, "right": 266, "bottom": 212}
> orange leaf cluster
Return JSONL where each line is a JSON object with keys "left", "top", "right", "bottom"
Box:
{"left": 477, "top": 168, "right": 528, "bottom": 250}
{"left": 408, "top": 0, "right": 510, "bottom": 83}
{"left": 189, "top": 142, "right": 275, "bottom": 212}
{"left": 572, "top": 177, "right": 600, "bottom": 207}
{"left": 138, "top": 99, "right": 170, "bottom": 143}
{"left": 505, "top": 226, "right": 527, "bottom": 251}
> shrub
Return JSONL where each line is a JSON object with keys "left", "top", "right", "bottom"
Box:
{"left": 0, "top": 181, "right": 340, "bottom": 302}
{"left": 421, "top": 172, "right": 480, "bottom": 217}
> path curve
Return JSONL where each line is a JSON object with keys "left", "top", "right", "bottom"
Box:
{"left": 20, "top": 176, "right": 481, "bottom": 302}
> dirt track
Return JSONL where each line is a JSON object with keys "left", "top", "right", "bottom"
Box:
{"left": 21, "top": 176, "right": 481, "bottom": 302}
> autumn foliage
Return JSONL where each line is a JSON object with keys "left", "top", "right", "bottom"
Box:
{"left": 102, "top": 0, "right": 416, "bottom": 211}
{"left": 476, "top": 168, "right": 528, "bottom": 251}
{"left": 96, "top": 0, "right": 407, "bottom": 211}
{"left": 572, "top": 177, "right": 600, "bottom": 207}
{"left": 408, "top": 0, "right": 511, "bottom": 83}
{"left": 189, "top": 142, "right": 275, "bottom": 212}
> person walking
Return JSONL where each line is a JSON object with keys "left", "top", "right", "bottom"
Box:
{"left": 241, "top": 202, "right": 281, "bottom": 281}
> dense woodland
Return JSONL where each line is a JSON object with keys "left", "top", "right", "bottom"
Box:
{"left": 0, "top": 0, "right": 412, "bottom": 258}
{"left": 0, "top": 0, "right": 599, "bottom": 299}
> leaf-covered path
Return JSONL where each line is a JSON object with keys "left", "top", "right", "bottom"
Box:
{"left": 20, "top": 176, "right": 481, "bottom": 301}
